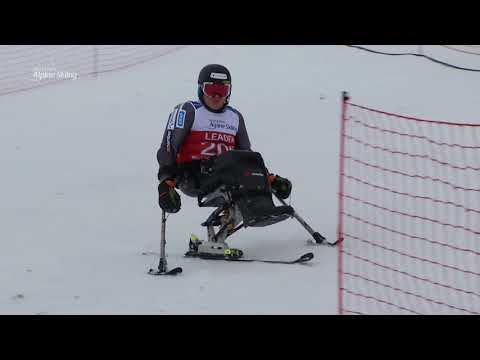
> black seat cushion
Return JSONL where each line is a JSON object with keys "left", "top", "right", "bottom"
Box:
{"left": 235, "top": 194, "right": 294, "bottom": 227}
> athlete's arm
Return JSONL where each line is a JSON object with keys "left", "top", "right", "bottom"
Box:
{"left": 157, "top": 102, "right": 195, "bottom": 181}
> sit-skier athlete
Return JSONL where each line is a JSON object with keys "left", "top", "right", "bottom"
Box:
{"left": 156, "top": 64, "right": 292, "bottom": 257}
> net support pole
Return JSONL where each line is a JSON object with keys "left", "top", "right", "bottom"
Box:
{"left": 337, "top": 91, "right": 350, "bottom": 314}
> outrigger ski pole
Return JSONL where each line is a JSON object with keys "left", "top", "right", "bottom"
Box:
{"left": 148, "top": 210, "right": 183, "bottom": 276}
{"left": 273, "top": 192, "right": 338, "bottom": 246}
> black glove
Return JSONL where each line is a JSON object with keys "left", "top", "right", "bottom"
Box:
{"left": 158, "top": 179, "right": 181, "bottom": 213}
{"left": 268, "top": 174, "right": 292, "bottom": 199}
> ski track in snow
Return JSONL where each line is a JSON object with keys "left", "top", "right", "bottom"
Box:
{"left": 0, "top": 45, "right": 479, "bottom": 314}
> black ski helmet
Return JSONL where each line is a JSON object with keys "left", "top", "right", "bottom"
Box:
{"left": 197, "top": 64, "right": 232, "bottom": 112}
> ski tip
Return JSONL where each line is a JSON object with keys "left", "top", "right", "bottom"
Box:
{"left": 148, "top": 268, "right": 159, "bottom": 275}
{"left": 300, "top": 252, "right": 314, "bottom": 262}
{"left": 169, "top": 267, "right": 183, "bottom": 275}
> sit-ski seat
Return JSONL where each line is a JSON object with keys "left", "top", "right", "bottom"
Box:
{"left": 195, "top": 150, "right": 293, "bottom": 228}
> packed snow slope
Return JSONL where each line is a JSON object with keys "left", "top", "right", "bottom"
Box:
{"left": 1, "top": 45, "right": 479, "bottom": 314}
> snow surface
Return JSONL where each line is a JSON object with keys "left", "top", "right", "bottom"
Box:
{"left": 1, "top": 45, "right": 479, "bottom": 314}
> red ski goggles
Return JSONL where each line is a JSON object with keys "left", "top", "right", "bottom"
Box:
{"left": 202, "top": 82, "right": 231, "bottom": 98}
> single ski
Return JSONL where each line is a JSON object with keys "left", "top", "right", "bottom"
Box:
{"left": 184, "top": 251, "right": 314, "bottom": 265}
